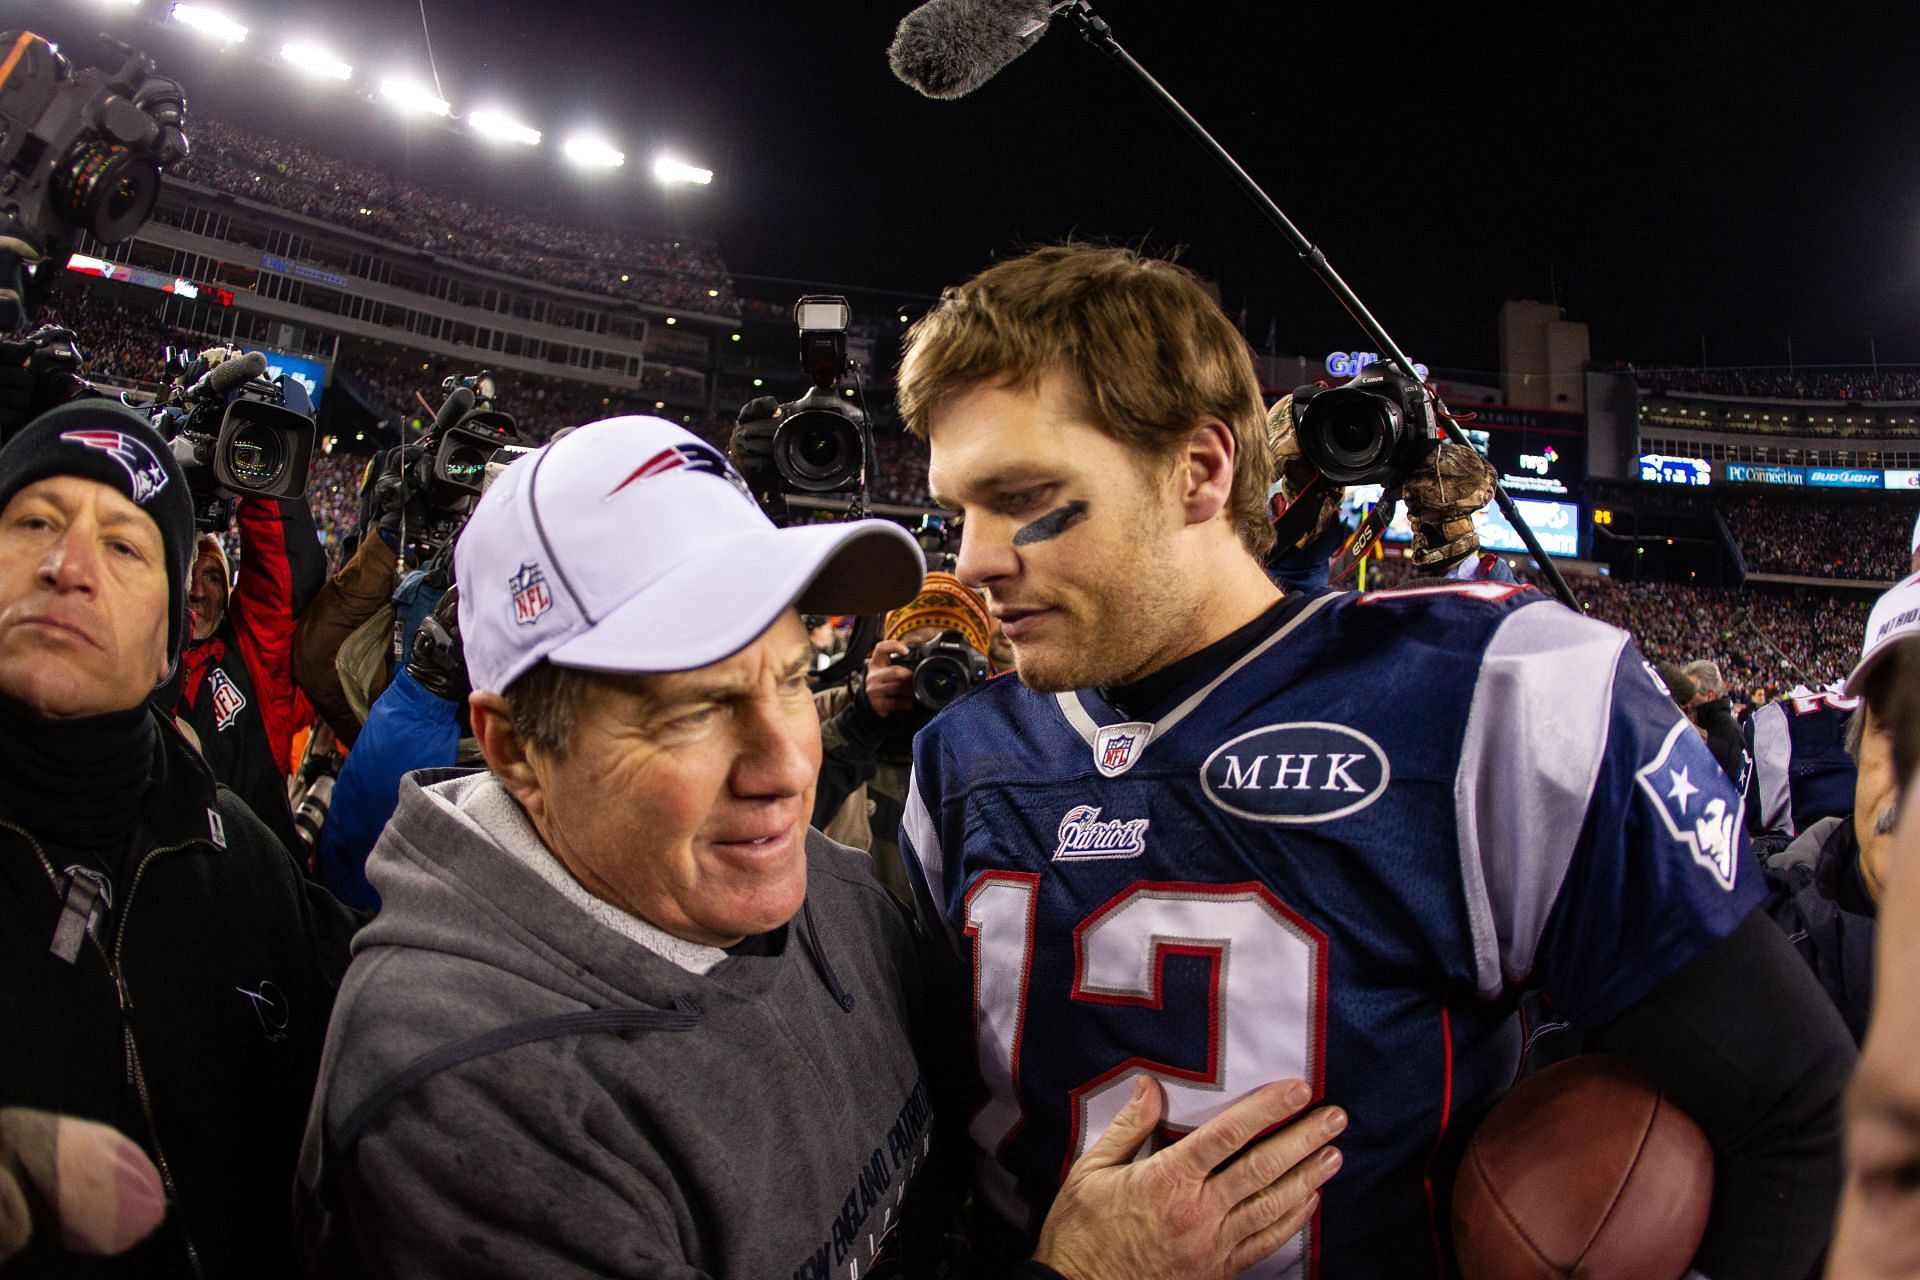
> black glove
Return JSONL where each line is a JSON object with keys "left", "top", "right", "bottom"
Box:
{"left": 406, "top": 586, "right": 469, "bottom": 705}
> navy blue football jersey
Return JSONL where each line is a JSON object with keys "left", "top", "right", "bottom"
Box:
{"left": 902, "top": 583, "right": 1763, "bottom": 1279}
{"left": 1745, "top": 690, "right": 1860, "bottom": 841}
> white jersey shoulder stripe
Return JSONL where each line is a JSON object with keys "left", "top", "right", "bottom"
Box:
{"left": 1453, "top": 600, "right": 1627, "bottom": 997}
{"left": 901, "top": 767, "right": 961, "bottom": 955}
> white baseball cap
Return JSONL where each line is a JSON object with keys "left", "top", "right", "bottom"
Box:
{"left": 454, "top": 416, "right": 925, "bottom": 693}
{"left": 1847, "top": 569, "right": 1920, "bottom": 698}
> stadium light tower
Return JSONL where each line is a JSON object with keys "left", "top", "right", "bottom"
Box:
{"left": 279, "top": 41, "right": 353, "bottom": 82}
{"left": 470, "top": 109, "right": 542, "bottom": 147}
{"left": 170, "top": 4, "right": 248, "bottom": 43}
{"left": 563, "top": 135, "right": 625, "bottom": 170}
{"left": 653, "top": 155, "right": 713, "bottom": 186}
{"left": 380, "top": 77, "right": 451, "bottom": 118}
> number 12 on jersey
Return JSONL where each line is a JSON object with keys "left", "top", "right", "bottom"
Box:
{"left": 965, "top": 874, "right": 1330, "bottom": 1279}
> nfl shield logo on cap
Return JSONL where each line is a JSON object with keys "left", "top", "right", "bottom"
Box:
{"left": 509, "top": 562, "right": 553, "bottom": 626}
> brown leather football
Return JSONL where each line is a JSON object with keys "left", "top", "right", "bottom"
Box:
{"left": 1452, "top": 1054, "right": 1714, "bottom": 1280}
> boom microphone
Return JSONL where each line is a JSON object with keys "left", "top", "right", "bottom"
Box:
{"left": 888, "top": 0, "right": 1056, "bottom": 99}
{"left": 186, "top": 350, "right": 267, "bottom": 401}
{"left": 429, "top": 386, "right": 474, "bottom": 438}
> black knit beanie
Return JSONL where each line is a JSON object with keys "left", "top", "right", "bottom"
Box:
{"left": 0, "top": 400, "right": 195, "bottom": 668}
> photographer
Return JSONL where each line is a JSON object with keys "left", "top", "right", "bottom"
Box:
{"left": 814, "top": 571, "right": 994, "bottom": 901}
{"left": 313, "top": 587, "right": 469, "bottom": 911}
{"left": 0, "top": 401, "right": 357, "bottom": 1279}
{"left": 170, "top": 473, "right": 326, "bottom": 856}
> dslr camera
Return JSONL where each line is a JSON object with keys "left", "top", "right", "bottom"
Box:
{"left": 0, "top": 31, "right": 188, "bottom": 253}
{"left": 1289, "top": 364, "right": 1439, "bottom": 486}
{"left": 149, "top": 347, "right": 316, "bottom": 530}
{"left": 732, "top": 296, "right": 872, "bottom": 519}
{"left": 889, "top": 628, "right": 989, "bottom": 713}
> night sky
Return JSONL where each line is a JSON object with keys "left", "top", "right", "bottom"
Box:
{"left": 11, "top": 0, "right": 1920, "bottom": 375}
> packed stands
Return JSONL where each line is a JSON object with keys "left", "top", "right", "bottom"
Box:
{"left": 173, "top": 116, "right": 739, "bottom": 318}
{"left": 1636, "top": 364, "right": 1920, "bottom": 401}
{"left": 1722, "top": 493, "right": 1920, "bottom": 581}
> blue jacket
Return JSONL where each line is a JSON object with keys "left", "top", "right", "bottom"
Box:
{"left": 314, "top": 668, "right": 459, "bottom": 910}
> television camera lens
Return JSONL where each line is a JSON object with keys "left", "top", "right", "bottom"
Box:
{"left": 443, "top": 443, "right": 488, "bottom": 489}
{"left": 54, "top": 140, "right": 160, "bottom": 243}
{"left": 225, "top": 421, "right": 288, "bottom": 489}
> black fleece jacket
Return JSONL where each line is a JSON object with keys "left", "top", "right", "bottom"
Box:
{"left": 0, "top": 706, "right": 361, "bottom": 1279}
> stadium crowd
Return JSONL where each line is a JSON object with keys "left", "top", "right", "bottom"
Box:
{"left": 1636, "top": 363, "right": 1920, "bottom": 401}
{"left": 1724, "top": 493, "right": 1920, "bottom": 581}
{"left": 174, "top": 116, "right": 739, "bottom": 318}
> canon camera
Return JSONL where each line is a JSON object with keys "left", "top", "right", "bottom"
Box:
{"left": 889, "top": 628, "right": 989, "bottom": 713}
{"left": 1289, "top": 364, "right": 1439, "bottom": 486}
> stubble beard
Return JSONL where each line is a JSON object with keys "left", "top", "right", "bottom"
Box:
{"left": 1006, "top": 542, "right": 1194, "bottom": 695}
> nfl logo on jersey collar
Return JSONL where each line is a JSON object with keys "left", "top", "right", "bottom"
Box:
{"left": 1056, "top": 593, "right": 1341, "bottom": 781}
{"left": 1093, "top": 723, "right": 1153, "bottom": 777}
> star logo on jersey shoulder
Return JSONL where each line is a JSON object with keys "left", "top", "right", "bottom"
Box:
{"left": 1635, "top": 719, "right": 1743, "bottom": 891}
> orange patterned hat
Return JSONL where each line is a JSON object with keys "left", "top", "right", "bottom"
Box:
{"left": 884, "top": 571, "right": 991, "bottom": 653}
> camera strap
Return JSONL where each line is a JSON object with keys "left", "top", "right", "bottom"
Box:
{"left": 1329, "top": 491, "right": 1397, "bottom": 586}
{"left": 1268, "top": 471, "right": 1329, "bottom": 553}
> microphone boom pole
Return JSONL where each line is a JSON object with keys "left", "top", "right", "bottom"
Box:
{"left": 1054, "top": 1, "right": 1580, "bottom": 610}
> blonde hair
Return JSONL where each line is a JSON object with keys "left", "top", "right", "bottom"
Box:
{"left": 897, "top": 244, "right": 1274, "bottom": 558}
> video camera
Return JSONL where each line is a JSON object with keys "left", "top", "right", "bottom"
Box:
{"left": 0, "top": 31, "right": 187, "bottom": 255}
{"left": 1288, "top": 364, "right": 1439, "bottom": 487}
{"left": 372, "top": 371, "right": 527, "bottom": 562}
{"left": 732, "top": 296, "right": 873, "bottom": 522}
{"left": 149, "top": 347, "right": 316, "bottom": 530}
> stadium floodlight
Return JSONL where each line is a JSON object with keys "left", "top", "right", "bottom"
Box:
{"left": 170, "top": 4, "right": 248, "bottom": 43}
{"left": 653, "top": 155, "right": 713, "bottom": 186}
{"left": 470, "top": 109, "right": 542, "bottom": 147}
{"left": 381, "top": 77, "right": 451, "bottom": 118}
{"left": 563, "top": 135, "right": 625, "bottom": 169}
{"left": 279, "top": 42, "right": 353, "bottom": 82}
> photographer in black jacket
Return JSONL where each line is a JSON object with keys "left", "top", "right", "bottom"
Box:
{"left": 0, "top": 401, "right": 358, "bottom": 1279}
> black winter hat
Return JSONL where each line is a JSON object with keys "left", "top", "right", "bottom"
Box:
{"left": 0, "top": 399, "right": 195, "bottom": 668}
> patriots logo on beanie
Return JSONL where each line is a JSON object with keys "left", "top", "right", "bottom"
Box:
{"left": 59, "top": 430, "right": 172, "bottom": 505}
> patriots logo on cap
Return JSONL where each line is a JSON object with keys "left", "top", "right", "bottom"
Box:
{"left": 509, "top": 562, "right": 553, "bottom": 626}
{"left": 603, "top": 441, "right": 750, "bottom": 502}
{"left": 60, "top": 430, "right": 170, "bottom": 505}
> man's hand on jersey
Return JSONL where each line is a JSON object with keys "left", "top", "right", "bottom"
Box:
{"left": 861, "top": 640, "right": 916, "bottom": 718}
{"left": 1031, "top": 1076, "right": 1346, "bottom": 1280}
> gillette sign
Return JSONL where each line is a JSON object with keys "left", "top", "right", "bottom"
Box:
{"left": 1325, "top": 351, "right": 1430, "bottom": 381}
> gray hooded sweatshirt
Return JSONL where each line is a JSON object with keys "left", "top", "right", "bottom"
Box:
{"left": 295, "top": 769, "right": 935, "bottom": 1280}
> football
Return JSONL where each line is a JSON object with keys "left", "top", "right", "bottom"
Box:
{"left": 1451, "top": 1054, "right": 1714, "bottom": 1280}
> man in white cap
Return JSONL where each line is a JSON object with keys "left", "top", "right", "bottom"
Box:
{"left": 1826, "top": 570, "right": 1920, "bottom": 1280}
{"left": 1759, "top": 575, "right": 1920, "bottom": 1043}
{"left": 295, "top": 418, "right": 1344, "bottom": 1280}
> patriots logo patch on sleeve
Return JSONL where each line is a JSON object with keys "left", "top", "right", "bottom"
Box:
{"left": 59, "top": 430, "right": 171, "bottom": 505}
{"left": 1635, "top": 719, "right": 1742, "bottom": 890}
